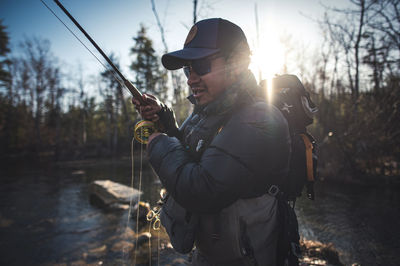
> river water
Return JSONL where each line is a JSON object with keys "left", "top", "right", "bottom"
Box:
{"left": 296, "top": 181, "right": 400, "bottom": 265}
{"left": 0, "top": 159, "right": 399, "bottom": 265}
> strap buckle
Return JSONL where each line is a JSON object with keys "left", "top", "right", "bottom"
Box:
{"left": 267, "top": 185, "right": 280, "bottom": 197}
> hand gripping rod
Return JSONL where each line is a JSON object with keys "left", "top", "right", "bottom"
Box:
{"left": 53, "top": 0, "right": 145, "bottom": 104}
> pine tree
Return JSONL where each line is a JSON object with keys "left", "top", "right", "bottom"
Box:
{"left": 130, "top": 24, "right": 168, "bottom": 102}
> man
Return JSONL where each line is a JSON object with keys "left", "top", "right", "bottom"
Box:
{"left": 133, "top": 18, "right": 291, "bottom": 265}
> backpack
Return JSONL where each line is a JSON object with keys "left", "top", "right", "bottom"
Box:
{"left": 270, "top": 74, "right": 318, "bottom": 202}
{"left": 261, "top": 74, "right": 318, "bottom": 266}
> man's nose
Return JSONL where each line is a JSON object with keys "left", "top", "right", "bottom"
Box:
{"left": 187, "top": 69, "right": 201, "bottom": 86}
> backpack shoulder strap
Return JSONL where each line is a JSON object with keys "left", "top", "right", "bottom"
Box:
{"left": 299, "top": 134, "right": 314, "bottom": 182}
{"left": 299, "top": 133, "right": 315, "bottom": 200}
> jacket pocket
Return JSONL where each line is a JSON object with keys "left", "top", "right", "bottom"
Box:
{"left": 160, "top": 195, "right": 198, "bottom": 254}
{"left": 195, "top": 202, "right": 245, "bottom": 262}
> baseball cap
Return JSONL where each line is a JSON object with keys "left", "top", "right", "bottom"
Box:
{"left": 162, "top": 18, "right": 249, "bottom": 70}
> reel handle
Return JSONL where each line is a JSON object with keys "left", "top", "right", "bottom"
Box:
{"left": 134, "top": 120, "right": 157, "bottom": 144}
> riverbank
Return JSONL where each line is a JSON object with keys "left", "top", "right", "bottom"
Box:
{"left": 3, "top": 154, "right": 399, "bottom": 187}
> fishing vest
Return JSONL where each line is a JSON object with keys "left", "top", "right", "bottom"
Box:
{"left": 194, "top": 195, "right": 278, "bottom": 266}
{"left": 180, "top": 101, "right": 279, "bottom": 265}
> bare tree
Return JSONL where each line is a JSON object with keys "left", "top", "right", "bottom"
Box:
{"left": 75, "top": 64, "right": 88, "bottom": 145}
{"left": 45, "top": 65, "right": 64, "bottom": 160}
{"left": 363, "top": 0, "right": 400, "bottom": 93}
{"left": 321, "top": 0, "right": 375, "bottom": 103}
{"left": 18, "top": 37, "right": 59, "bottom": 152}
{"left": 149, "top": 0, "right": 191, "bottom": 122}
{"left": 0, "top": 20, "right": 11, "bottom": 89}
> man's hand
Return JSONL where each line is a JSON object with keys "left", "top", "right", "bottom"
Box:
{"left": 132, "top": 93, "right": 180, "bottom": 139}
{"left": 132, "top": 94, "right": 162, "bottom": 122}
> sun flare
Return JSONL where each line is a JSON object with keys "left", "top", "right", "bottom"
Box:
{"left": 249, "top": 28, "right": 285, "bottom": 102}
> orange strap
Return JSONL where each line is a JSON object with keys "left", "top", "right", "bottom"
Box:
{"left": 300, "top": 134, "right": 314, "bottom": 182}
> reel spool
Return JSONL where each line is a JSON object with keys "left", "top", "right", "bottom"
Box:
{"left": 134, "top": 120, "right": 157, "bottom": 144}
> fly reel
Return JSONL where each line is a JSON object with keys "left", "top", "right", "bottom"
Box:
{"left": 134, "top": 120, "right": 157, "bottom": 144}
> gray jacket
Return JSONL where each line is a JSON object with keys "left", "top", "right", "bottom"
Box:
{"left": 148, "top": 71, "right": 291, "bottom": 265}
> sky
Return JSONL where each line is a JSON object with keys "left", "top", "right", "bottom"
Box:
{"left": 0, "top": 0, "right": 351, "bottom": 90}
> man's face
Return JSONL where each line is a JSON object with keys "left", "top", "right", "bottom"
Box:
{"left": 186, "top": 57, "right": 234, "bottom": 106}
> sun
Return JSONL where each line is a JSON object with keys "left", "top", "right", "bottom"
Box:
{"left": 250, "top": 42, "right": 284, "bottom": 80}
{"left": 249, "top": 29, "right": 285, "bottom": 102}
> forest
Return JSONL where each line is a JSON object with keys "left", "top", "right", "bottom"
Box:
{"left": 0, "top": 0, "right": 399, "bottom": 184}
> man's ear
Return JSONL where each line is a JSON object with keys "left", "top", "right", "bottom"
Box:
{"left": 225, "top": 56, "right": 244, "bottom": 80}
{"left": 225, "top": 41, "right": 251, "bottom": 77}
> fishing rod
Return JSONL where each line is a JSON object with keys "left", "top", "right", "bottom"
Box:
{"left": 42, "top": 0, "right": 156, "bottom": 143}
{"left": 52, "top": 0, "right": 143, "bottom": 103}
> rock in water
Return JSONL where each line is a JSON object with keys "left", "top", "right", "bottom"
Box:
{"left": 89, "top": 180, "right": 142, "bottom": 205}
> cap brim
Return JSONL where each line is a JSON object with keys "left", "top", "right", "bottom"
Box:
{"left": 162, "top": 48, "right": 220, "bottom": 70}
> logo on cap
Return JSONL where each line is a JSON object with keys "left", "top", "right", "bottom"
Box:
{"left": 184, "top": 25, "right": 198, "bottom": 45}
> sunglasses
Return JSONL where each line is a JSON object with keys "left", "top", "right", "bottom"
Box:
{"left": 183, "top": 55, "right": 222, "bottom": 78}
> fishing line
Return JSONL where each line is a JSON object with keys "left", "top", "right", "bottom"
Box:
{"left": 157, "top": 229, "right": 160, "bottom": 266}
{"left": 125, "top": 136, "right": 136, "bottom": 263}
{"left": 39, "top": 0, "right": 126, "bottom": 89}
{"left": 148, "top": 222, "right": 152, "bottom": 266}
{"left": 133, "top": 126, "right": 147, "bottom": 265}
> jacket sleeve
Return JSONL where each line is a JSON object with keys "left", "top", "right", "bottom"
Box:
{"left": 148, "top": 102, "right": 290, "bottom": 213}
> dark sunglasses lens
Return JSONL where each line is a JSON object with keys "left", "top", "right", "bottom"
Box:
{"left": 183, "top": 58, "right": 212, "bottom": 78}
{"left": 192, "top": 58, "right": 211, "bottom": 76}
{"left": 183, "top": 66, "right": 190, "bottom": 78}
